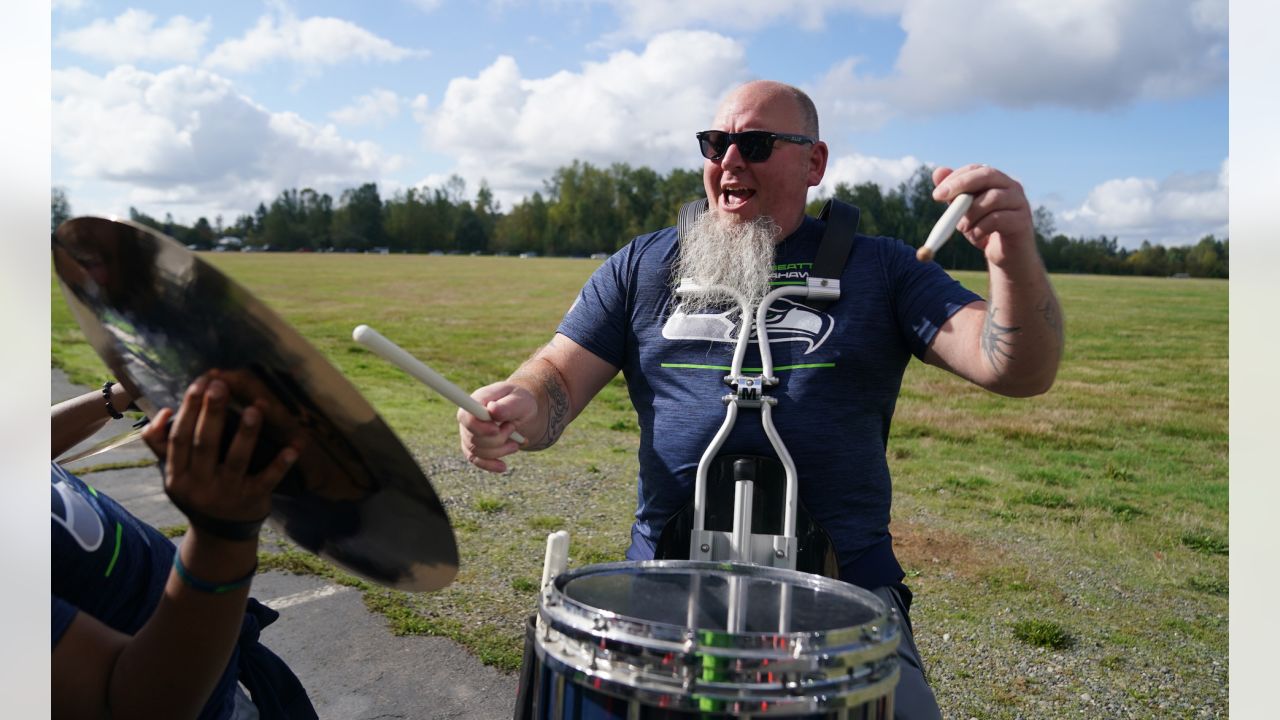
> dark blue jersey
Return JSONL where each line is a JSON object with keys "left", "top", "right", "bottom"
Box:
{"left": 51, "top": 462, "right": 242, "bottom": 719}
{"left": 557, "top": 216, "right": 981, "bottom": 588}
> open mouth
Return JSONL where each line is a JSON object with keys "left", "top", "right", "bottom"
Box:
{"left": 722, "top": 186, "right": 756, "bottom": 208}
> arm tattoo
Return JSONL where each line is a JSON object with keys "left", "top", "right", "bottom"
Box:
{"left": 1037, "top": 296, "right": 1065, "bottom": 346}
{"left": 530, "top": 372, "right": 570, "bottom": 451}
{"left": 981, "top": 305, "right": 1020, "bottom": 371}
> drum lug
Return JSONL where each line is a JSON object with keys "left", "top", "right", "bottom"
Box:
{"left": 690, "top": 529, "right": 719, "bottom": 560}
{"left": 792, "top": 635, "right": 808, "bottom": 659}
{"left": 681, "top": 629, "right": 697, "bottom": 656}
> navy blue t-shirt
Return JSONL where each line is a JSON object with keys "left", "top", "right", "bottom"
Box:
{"left": 51, "top": 462, "right": 242, "bottom": 720}
{"left": 557, "top": 216, "right": 981, "bottom": 589}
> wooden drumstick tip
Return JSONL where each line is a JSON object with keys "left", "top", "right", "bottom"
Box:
{"left": 916, "top": 192, "right": 973, "bottom": 264}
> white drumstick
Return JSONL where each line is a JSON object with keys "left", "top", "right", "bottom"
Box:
{"left": 352, "top": 324, "right": 526, "bottom": 444}
{"left": 916, "top": 192, "right": 974, "bottom": 262}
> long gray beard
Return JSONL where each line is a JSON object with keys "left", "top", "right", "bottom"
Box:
{"left": 671, "top": 211, "right": 779, "bottom": 314}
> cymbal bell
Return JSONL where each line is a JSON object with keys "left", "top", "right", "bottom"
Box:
{"left": 52, "top": 216, "right": 458, "bottom": 592}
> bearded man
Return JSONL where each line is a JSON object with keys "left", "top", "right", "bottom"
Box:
{"left": 457, "top": 80, "right": 1063, "bottom": 718}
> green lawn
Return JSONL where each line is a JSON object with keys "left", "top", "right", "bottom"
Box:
{"left": 53, "top": 254, "right": 1227, "bottom": 717}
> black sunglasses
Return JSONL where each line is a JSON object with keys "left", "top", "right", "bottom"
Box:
{"left": 696, "top": 130, "right": 816, "bottom": 163}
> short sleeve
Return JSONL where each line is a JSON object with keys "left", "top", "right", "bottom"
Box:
{"left": 878, "top": 236, "right": 983, "bottom": 359}
{"left": 557, "top": 246, "right": 635, "bottom": 368}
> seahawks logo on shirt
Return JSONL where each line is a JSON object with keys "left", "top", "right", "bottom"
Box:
{"left": 662, "top": 297, "right": 834, "bottom": 355}
{"left": 51, "top": 472, "right": 106, "bottom": 552}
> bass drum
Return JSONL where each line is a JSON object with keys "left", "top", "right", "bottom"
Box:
{"left": 527, "top": 560, "right": 899, "bottom": 719}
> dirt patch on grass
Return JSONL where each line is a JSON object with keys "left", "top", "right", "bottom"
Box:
{"left": 890, "top": 519, "right": 1000, "bottom": 580}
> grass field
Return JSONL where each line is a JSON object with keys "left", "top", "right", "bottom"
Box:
{"left": 52, "top": 253, "right": 1228, "bottom": 718}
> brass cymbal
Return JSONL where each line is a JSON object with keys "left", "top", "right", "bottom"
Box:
{"left": 53, "top": 217, "right": 458, "bottom": 592}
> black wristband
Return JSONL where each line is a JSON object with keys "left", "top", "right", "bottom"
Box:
{"left": 168, "top": 496, "right": 268, "bottom": 541}
{"left": 102, "top": 381, "right": 124, "bottom": 420}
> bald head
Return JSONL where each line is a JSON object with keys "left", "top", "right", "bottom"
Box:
{"left": 719, "top": 81, "right": 820, "bottom": 139}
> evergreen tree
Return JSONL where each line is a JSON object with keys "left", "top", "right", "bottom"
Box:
{"left": 52, "top": 187, "right": 72, "bottom": 231}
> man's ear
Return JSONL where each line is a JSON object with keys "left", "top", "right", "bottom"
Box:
{"left": 807, "top": 141, "right": 829, "bottom": 187}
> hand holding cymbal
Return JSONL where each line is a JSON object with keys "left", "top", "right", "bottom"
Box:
{"left": 53, "top": 216, "right": 457, "bottom": 591}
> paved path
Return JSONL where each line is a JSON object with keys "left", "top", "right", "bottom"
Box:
{"left": 54, "top": 369, "right": 518, "bottom": 720}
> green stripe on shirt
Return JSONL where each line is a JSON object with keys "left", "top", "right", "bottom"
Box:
{"left": 661, "top": 362, "right": 835, "bottom": 372}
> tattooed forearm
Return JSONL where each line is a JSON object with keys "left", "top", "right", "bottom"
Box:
{"left": 1037, "top": 295, "right": 1065, "bottom": 347}
{"left": 527, "top": 371, "right": 570, "bottom": 451}
{"left": 981, "top": 305, "right": 1021, "bottom": 371}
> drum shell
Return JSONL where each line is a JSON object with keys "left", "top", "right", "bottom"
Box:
{"left": 527, "top": 560, "right": 899, "bottom": 718}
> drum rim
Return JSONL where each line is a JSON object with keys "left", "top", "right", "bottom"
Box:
{"left": 545, "top": 560, "right": 894, "bottom": 647}
{"left": 538, "top": 560, "right": 900, "bottom": 686}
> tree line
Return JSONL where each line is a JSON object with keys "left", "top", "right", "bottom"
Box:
{"left": 812, "top": 167, "right": 1228, "bottom": 279}
{"left": 51, "top": 163, "right": 1226, "bottom": 278}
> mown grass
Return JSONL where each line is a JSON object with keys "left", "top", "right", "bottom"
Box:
{"left": 52, "top": 256, "right": 1227, "bottom": 715}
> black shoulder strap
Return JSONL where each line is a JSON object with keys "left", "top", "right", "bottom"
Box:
{"left": 808, "top": 199, "right": 861, "bottom": 311}
{"left": 677, "top": 198, "right": 709, "bottom": 242}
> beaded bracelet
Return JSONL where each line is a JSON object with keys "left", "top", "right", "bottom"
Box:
{"left": 101, "top": 381, "right": 139, "bottom": 419}
{"left": 172, "top": 552, "right": 257, "bottom": 594}
{"left": 102, "top": 381, "right": 124, "bottom": 420}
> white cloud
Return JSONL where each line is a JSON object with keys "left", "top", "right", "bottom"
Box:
{"left": 812, "top": 58, "right": 897, "bottom": 132}
{"left": 811, "top": 153, "right": 924, "bottom": 201}
{"left": 52, "top": 65, "right": 403, "bottom": 221}
{"left": 204, "top": 7, "right": 427, "bottom": 73}
{"left": 420, "top": 30, "right": 750, "bottom": 205}
{"left": 409, "top": 94, "right": 430, "bottom": 123}
{"left": 52, "top": 0, "right": 88, "bottom": 12}
{"left": 330, "top": 89, "right": 402, "bottom": 126}
{"left": 601, "top": 0, "right": 901, "bottom": 40}
{"left": 409, "top": 172, "right": 465, "bottom": 199}
{"left": 1190, "top": 0, "right": 1228, "bottom": 33}
{"left": 1058, "top": 158, "right": 1228, "bottom": 247}
{"left": 815, "top": 0, "right": 1227, "bottom": 130}
{"left": 55, "top": 10, "right": 210, "bottom": 64}
{"left": 597, "top": 1, "right": 1224, "bottom": 132}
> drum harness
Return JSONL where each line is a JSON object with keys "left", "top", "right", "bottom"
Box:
{"left": 535, "top": 198, "right": 863, "bottom": 588}
{"left": 674, "top": 197, "right": 861, "bottom": 572}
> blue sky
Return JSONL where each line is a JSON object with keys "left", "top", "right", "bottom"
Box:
{"left": 50, "top": 0, "right": 1228, "bottom": 249}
